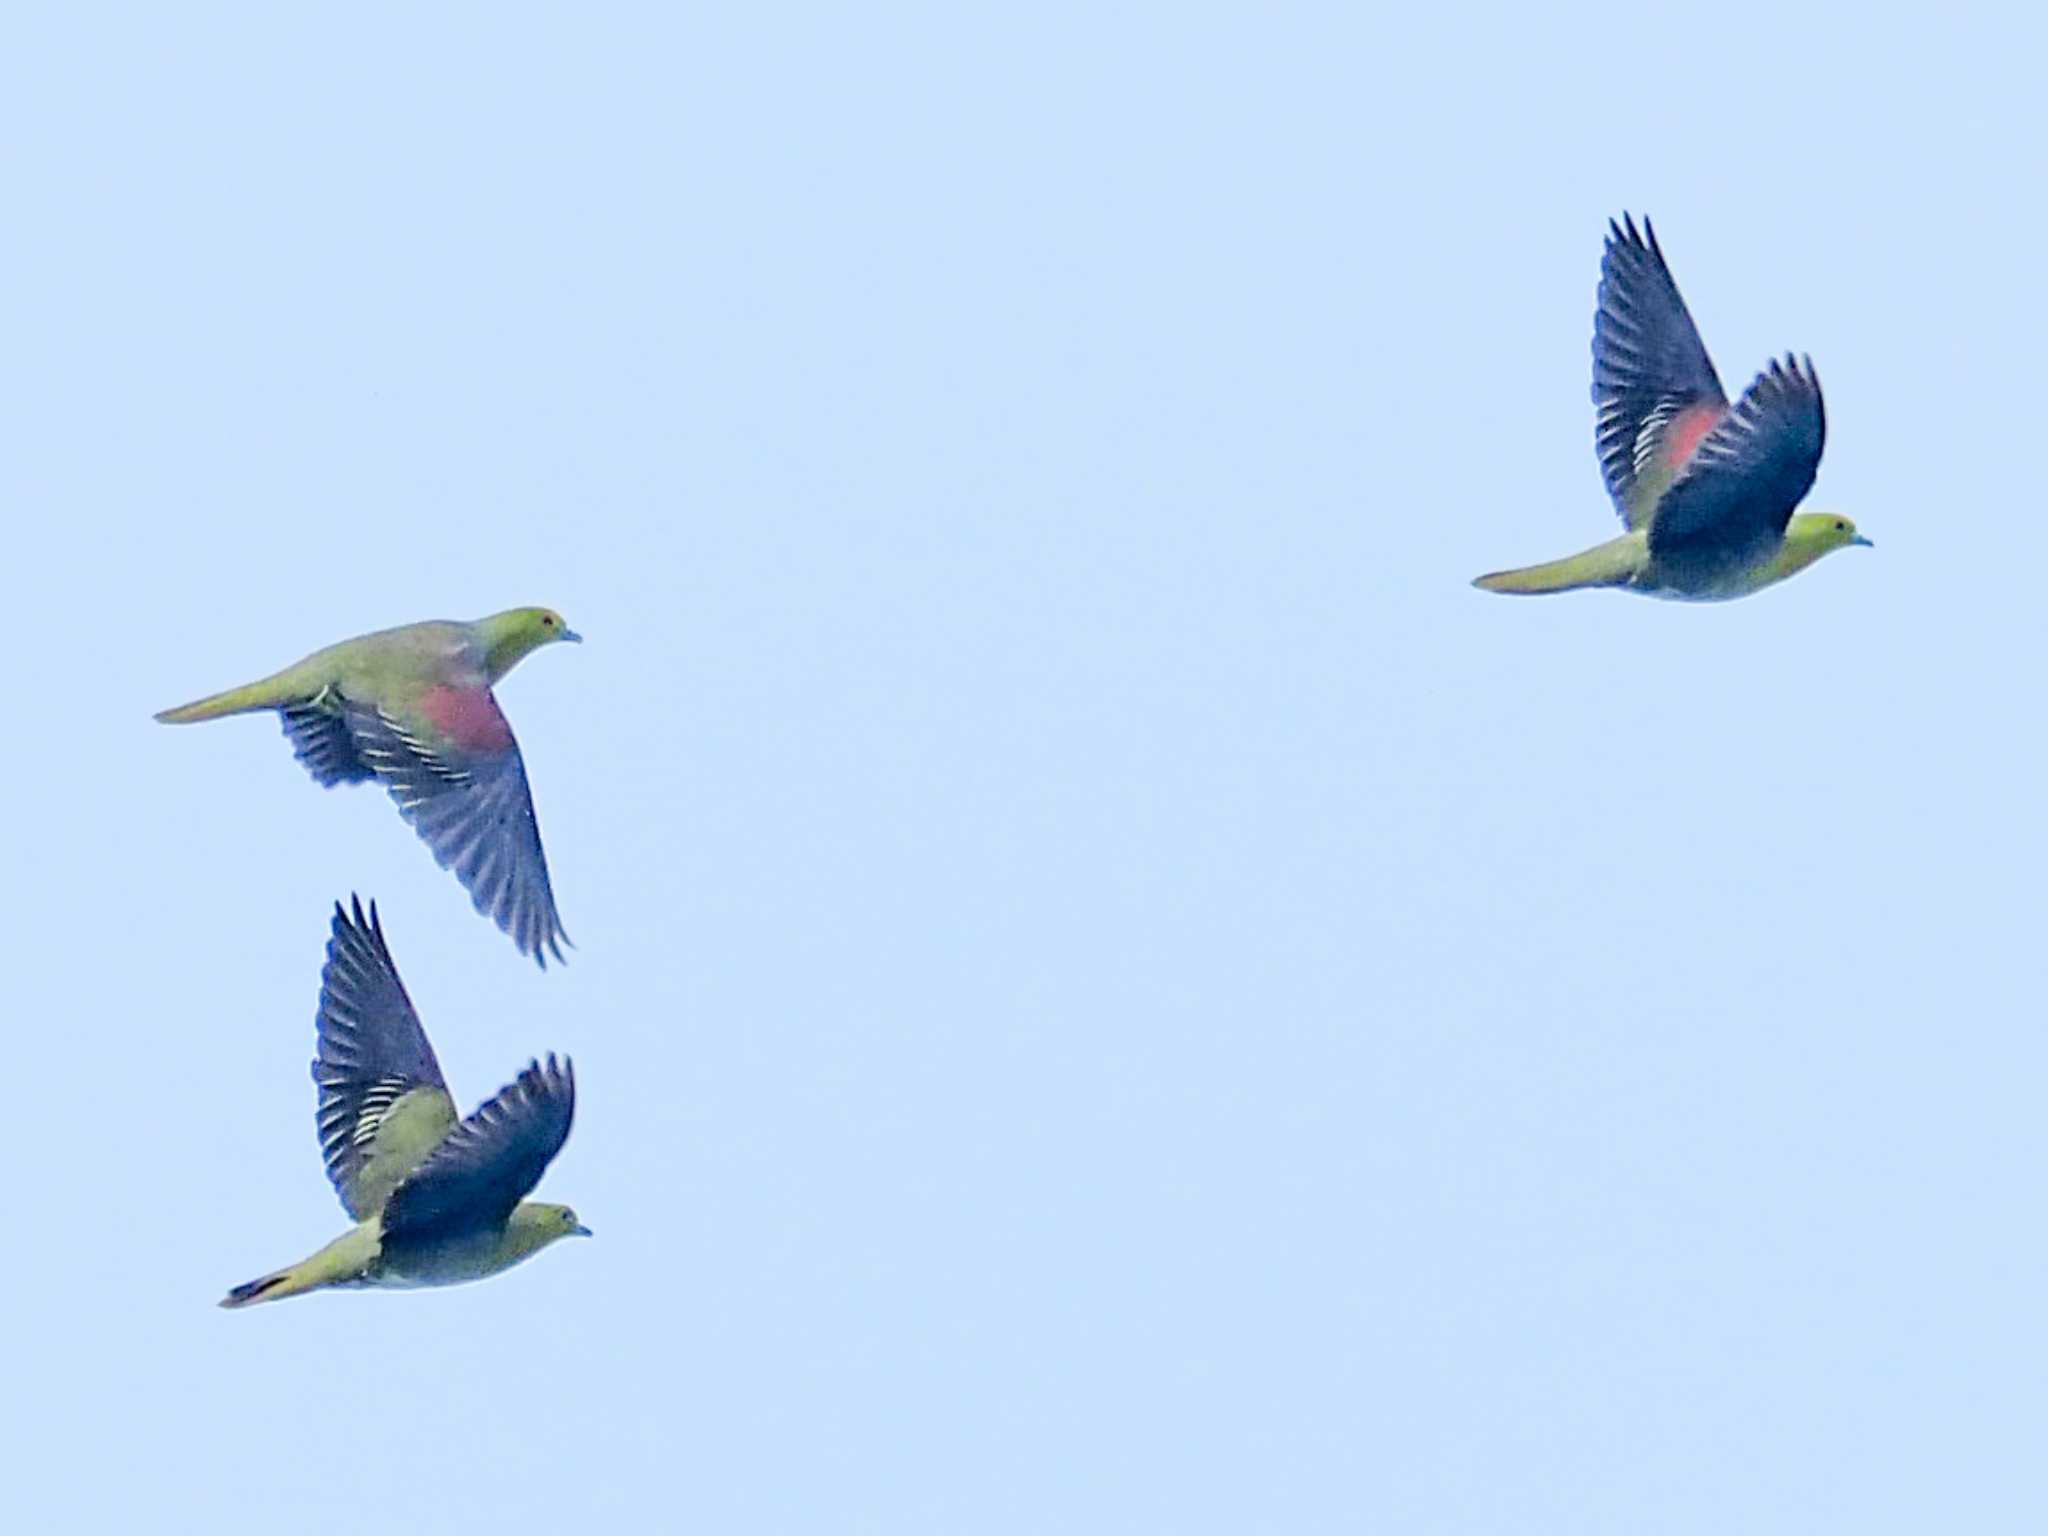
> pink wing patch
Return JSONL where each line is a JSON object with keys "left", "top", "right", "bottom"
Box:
{"left": 418, "top": 685, "right": 517, "bottom": 754}
{"left": 1661, "top": 402, "right": 1724, "bottom": 470}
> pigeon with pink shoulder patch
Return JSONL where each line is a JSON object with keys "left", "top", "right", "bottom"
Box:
{"left": 155, "top": 608, "right": 582, "bottom": 967}
{"left": 1474, "top": 214, "right": 1871, "bottom": 601}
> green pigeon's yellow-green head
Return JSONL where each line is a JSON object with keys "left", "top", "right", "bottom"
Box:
{"left": 477, "top": 607, "right": 582, "bottom": 683}
{"left": 549, "top": 1203, "right": 593, "bottom": 1240}
{"left": 503, "top": 1201, "right": 593, "bottom": 1262}
{"left": 1741, "top": 513, "right": 1869, "bottom": 594}
{"left": 1786, "top": 512, "right": 1873, "bottom": 557}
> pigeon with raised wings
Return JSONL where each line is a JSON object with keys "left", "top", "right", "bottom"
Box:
{"left": 220, "top": 898, "right": 588, "bottom": 1307}
{"left": 1475, "top": 215, "right": 1869, "bottom": 599}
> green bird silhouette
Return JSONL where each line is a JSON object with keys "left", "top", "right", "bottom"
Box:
{"left": 1475, "top": 215, "right": 1870, "bottom": 600}
{"left": 221, "top": 897, "right": 588, "bottom": 1308}
{"left": 156, "top": 608, "right": 579, "bottom": 966}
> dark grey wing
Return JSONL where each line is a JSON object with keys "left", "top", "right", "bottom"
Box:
{"left": 281, "top": 689, "right": 373, "bottom": 786}
{"left": 1647, "top": 355, "right": 1825, "bottom": 559}
{"left": 1592, "top": 214, "right": 1729, "bottom": 527}
{"left": 342, "top": 701, "right": 570, "bottom": 969}
{"left": 380, "top": 1056, "right": 576, "bottom": 1242}
{"left": 312, "top": 897, "right": 458, "bottom": 1220}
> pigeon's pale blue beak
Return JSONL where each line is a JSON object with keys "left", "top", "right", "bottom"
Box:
{"left": 573, "top": 1223, "right": 594, "bottom": 1237}
{"left": 559, "top": 627, "right": 584, "bottom": 643}
{"left": 1851, "top": 534, "right": 1874, "bottom": 549}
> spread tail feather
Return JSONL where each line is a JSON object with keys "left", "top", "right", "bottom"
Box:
{"left": 1473, "top": 535, "right": 1646, "bottom": 596}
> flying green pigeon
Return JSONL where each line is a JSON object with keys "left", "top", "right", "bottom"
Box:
{"left": 1474, "top": 215, "right": 1869, "bottom": 599}
{"left": 156, "top": 609, "right": 578, "bottom": 966}
{"left": 221, "top": 897, "right": 588, "bottom": 1307}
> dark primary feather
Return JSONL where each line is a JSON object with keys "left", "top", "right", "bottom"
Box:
{"left": 340, "top": 700, "right": 570, "bottom": 969}
{"left": 312, "top": 897, "right": 450, "bottom": 1220}
{"left": 1647, "top": 354, "right": 1826, "bottom": 560}
{"left": 380, "top": 1056, "right": 576, "bottom": 1242}
{"left": 1592, "top": 214, "right": 1728, "bottom": 521}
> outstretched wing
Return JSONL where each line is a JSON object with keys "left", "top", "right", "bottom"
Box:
{"left": 341, "top": 693, "right": 570, "bottom": 968}
{"left": 380, "top": 1056, "right": 576, "bottom": 1242}
{"left": 1646, "top": 355, "right": 1825, "bottom": 561}
{"left": 312, "top": 896, "right": 458, "bottom": 1220}
{"left": 1592, "top": 214, "right": 1729, "bottom": 527}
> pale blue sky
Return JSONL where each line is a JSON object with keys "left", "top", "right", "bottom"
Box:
{"left": 7, "top": 4, "right": 2046, "bottom": 1531}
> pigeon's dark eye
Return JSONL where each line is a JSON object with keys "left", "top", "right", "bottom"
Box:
{"left": 1835, "top": 521, "right": 1846, "bottom": 531}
